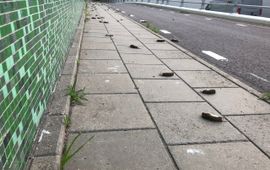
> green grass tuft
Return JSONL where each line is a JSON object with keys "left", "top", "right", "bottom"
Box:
{"left": 66, "top": 86, "right": 88, "bottom": 105}
{"left": 142, "top": 21, "right": 160, "bottom": 33}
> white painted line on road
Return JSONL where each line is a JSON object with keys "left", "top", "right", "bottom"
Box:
{"left": 160, "top": 30, "right": 171, "bottom": 34}
{"left": 249, "top": 73, "right": 269, "bottom": 83}
{"left": 121, "top": 11, "right": 126, "bottom": 14}
{"left": 184, "top": 14, "right": 190, "bottom": 16}
{"left": 205, "top": 17, "right": 212, "bottom": 21}
{"left": 202, "top": 51, "right": 228, "bottom": 61}
{"left": 129, "top": 14, "right": 134, "bottom": 17}
{"left": 236, "top": 23, "right": 247, "bottom": 27}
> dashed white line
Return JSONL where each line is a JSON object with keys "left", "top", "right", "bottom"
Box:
{"left": 184, "top": 14, "right": 190, "bottom": 16}
{"left": 236, "top": 23, "right": 247, "bottom": 27}
{"left": 129, "top": 14, "right": 134, "bottom": 17}
{"left": 160, "top": 30, "right": 171, "bottom": 34}
{"left": 205, "top": 17, "right": 212, "bottom": 21}
{"left": 121, "top": 11, "right": 126, "bottom": 14}
{"left": 249, "top": 73, "right": 269, "bottom": 82}
{"left": 202, "top": 51, "right": 228, "bottom": 61}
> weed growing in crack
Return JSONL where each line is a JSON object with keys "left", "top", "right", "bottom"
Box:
{"left": 66, "top": 86, "right": 88, "bottom": 105}
{"left": 60, "top": 133, "right": 94, "bottom": 170}
{"left": 142, "top": 21, "right": 160, "bottom": 33}
{"left": 63, "top": 116, "right": 71, "bottom": 128}
{"left": 261, "top": 92, "right": 270, "bottom": 102}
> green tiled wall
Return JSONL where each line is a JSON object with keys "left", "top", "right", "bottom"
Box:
{"left": 0, "top": 0, "right": 84, "bottom": 169}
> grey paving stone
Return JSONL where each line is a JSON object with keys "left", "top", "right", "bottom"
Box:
{"left": 197, "top": 88, "right": 270, "bottom": 115}
{"left": 76, "top": 74, "right": 136, "bottom": 93}
{"left": 176, "top": 70, "right": 237, "bottom": 88}
{"left": 82, "top": 37, "right": 112, "bottom": 43}
{"left": 162, "top": 59, "right": 210, "bottom": 70}
{"left": 145, "top": 43, "right": 178, "bottom": 50}
{"left": 169, "top": 142, "right": 270, "bottom": 170}
{"left": 135, "top": 79, "right": 203, "bottom": 102}
{"left": 121, "top": 53, "right": 162, "bottom": 64}
{"left": 81, "top": 42, "right": 116, "bottom": 50}
{"left": 117, "top": 45, "right": 152, "bottom": 54}
{"left": 147, "top": 102, "right": 245, "bottom": 144}
{"left": 65, "top": 130, "right": 176, "bottom": 170}
{"left": 34, "top": 115, "right": 65, "bottom": 156}
{"left": 152, "top": 50, "right": 191, "bottom": 59}
{"left": 227, "top": 115, "right": 270, "bottom": 156}
{"left": 78, "top": 60, "right": 127, "bottom": 74}
{"left": 127, "top": 64, "right": 179, "bottom": 79}
{"left": 83, "top": 32, "right": 107, "bottom": 37}
{"left": 140, "top": 38, "right": 164, "bottom": 44}
{"left": 80, "top": 49, "right": 120, "bottom": 60}
{"left": 70, "top": 94, "right": 154, "bottom": 131}
{"left": 30, "top": 155, "right": 59, "bottom": 170}
{"left": 47, "top": 75, "right": 71, "bottom": 115}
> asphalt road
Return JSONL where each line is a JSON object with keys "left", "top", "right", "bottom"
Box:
{"left": 109, "top": 3, "right": 270, "bottom": 92}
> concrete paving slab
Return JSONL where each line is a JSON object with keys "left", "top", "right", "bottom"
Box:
{"left": 169, "top": 142, "right": 270, "bottom": 170}
{"left": 139, "top": 38, "right": 165, "bottom": 44}
{"left": 228, "top": 115, "right": 270, "bottom": 156}
{"left": 30, "top": 155, "right": 59, "bottom": 170}
{"left": 152, "top": 50, "right": 191, "bottom": 59}
{"left": 121, "top": 53, "right": 162, "bottom": 64}
{"left": 76, "top": 73, "right": 136, "bottom": 93}
{"left": 34, "top": 116, "right": 64, "bottom": 156}
{"left": 82, "top": 37, "right": 112, "bottom": 43}
{"left": 65, "top": 130, "right": 175, "bottom": 170}
{"left": 84, "top": 29, "right": 107, "bottom": 34}
{"left": 78, "top": 60, "right": 127, "bottom": 74}
{"left": 145, "top": 43, "right": 178, "bottom": 50}
{"left": 135, "top": 79, "right": 203, "bottom": 102}
{"left": 83, "top": 32, "right": 107, "bottom": 38}
{"left": 197, "top": 88, "right": 270, "bottom": 115}
{"left": 162, "top": 59, "right": 210, "bottom": 70}
{"left": 127, "top": 64, "right": 179, "bottom": 79}
{"left": 176, "top": 70, "right": 237, "bottom": 88}
{"left": 147, "top": 102, "right": 245, "bottom": 144}
{"left": 80, "top": 49, "right": 120, "bottom": 60}
{"left": 81, "top": 42, "right": 116, "bottom": 50}
{"left": 117, "top": 45, "right": 152, "bottom": 54}
{"left": 70, "top": 94, "right": 154, "bottom": 131}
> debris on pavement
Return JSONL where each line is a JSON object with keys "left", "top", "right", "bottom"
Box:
{"left": 140, "top": 20, "right": 147, "bottom": 23}
{"left": 91, "top": 17, "right": 96, "bottom": 19}
{"left": 129, "top": 44, "right": 140, "bottom": 49}
{"left": 105, "top": 34, "right": 113, "bottom": 37}
{"left": 159, "top": 72, "right": 174, "bottom": 77}
{"left": 156, "top": 39, "right": 165, "bottom": 42}
{"left": 201, "top": 112, "right": 223, "bottom": 122}
{"left": 171, "top": 39, "right": 179, "bottom": 43}
{"left": 38, "top": 129, "right": 51, "bottom": 143}
{"left": 201, "top": 89, "right": 216, "bottom": 95}
{"left": 103, "top": 21, "right": 109, "bottom": 24}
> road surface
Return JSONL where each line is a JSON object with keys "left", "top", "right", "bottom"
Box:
{"left": 109, "top": 3, "right": 270, "bottom": 92}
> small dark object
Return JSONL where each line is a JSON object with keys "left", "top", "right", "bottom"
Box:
{"left": 160, "top": 72, "right": 174, "bottom": 77}
{"left": 91, "top": 17, "right": 96, "bottom": 19}
{"left": 201, "top": 89, "right": 216, "bottom": 95}
{"left": 105, "top": 34, "right": 113, "bottom": 37}
{"left": 117, "top": 20, "right": 120, "bottom": 22}
{"left": 129, "top": 44, "right": 139, "bottom": 49}
{"left": 103, "top": 21, "right": 109, "bottom": 24}
{"left": 201, "top": 112, "right": 223, "bottom": 122}
{"left": 99, "top": 21, "right": 102, "bottom": 23}
{"left": 171, "top": 39, "right": 179, "bottom": 43}
{"left": 156, "top": 39, "right": 165, "bottom": 42}
{"left": 97, "top": 17, "right": 101, "bottom": 19}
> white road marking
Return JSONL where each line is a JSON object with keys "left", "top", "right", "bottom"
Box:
{"left": 236, "top": 23, "right": 247, "bottom": 27}
{"left": 205, "top": 17, "right": 212, "bottom": 21}
{"left": 121, "top": 11, "right": 125, "bottom": 14}
{"left": 184, "top": 14, "right": 190, "bottom": 16}
{"left": 160, "top": 29, "right": 171, "bottom": 34}
{"left": 129, "top": 14, "right": 134, "bottom": 17}
{"left": 202, "top": 51, "right": 228, "bottom": 61}
{"left": 249, "top": 73, "right": 269, "bottom": 82}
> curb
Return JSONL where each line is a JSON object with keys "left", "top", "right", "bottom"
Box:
{"left": 27, "top": 8, "right": 86, "bottom": 170}
{"left": 127, "top": 2, "right": 270, "bottom": 27}
{"left": 109, "top": 5, "right": 268, "bottom": 101}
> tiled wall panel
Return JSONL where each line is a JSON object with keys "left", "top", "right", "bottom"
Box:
{"left": 0, "top": 0, "right": 84, "bottom": 169}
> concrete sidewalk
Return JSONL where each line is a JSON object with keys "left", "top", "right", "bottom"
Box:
{"left": 66, "top": 3, "right": 270, "bottom": 170}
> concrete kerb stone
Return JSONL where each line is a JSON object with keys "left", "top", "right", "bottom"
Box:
{"left": 29, "top": 7, "right": 86, "bottom": 170}
{"left": 108, "top": 5, "right": 268, "bottom": 102}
